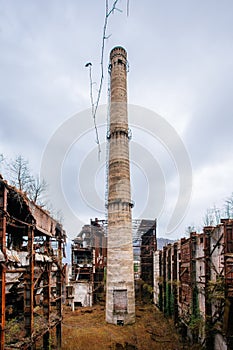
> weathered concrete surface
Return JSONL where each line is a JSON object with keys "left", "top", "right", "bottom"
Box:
{"left": 70, "top": 282, "right": 93, "bottom": 308}
{"left": 106, "top": 46, "right": 135, "bottom": 325}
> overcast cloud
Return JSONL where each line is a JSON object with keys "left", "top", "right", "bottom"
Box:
{"left": 1, "top": 1, "right": 233, "bottom": 240}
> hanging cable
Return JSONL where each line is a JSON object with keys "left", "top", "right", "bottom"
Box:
{"left": 86, "top": 0, "right": 122, "bottom": 160}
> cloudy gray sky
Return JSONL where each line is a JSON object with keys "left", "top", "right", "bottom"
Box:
{"left": 1, "top": 1, "right": 233, "bottom": 240}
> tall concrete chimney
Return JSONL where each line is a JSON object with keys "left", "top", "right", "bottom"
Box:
{"left": 106, "top": 46, "right": 135, "bottom": 325}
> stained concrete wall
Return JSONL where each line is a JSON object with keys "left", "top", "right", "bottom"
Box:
{"left": 71, "top": 282, "right": 93, "bottom": 308}
{"left": 153, "top": 250, "right": 161, "bottom": 306}
{"left": 192, "top": 233, "right": 206, "bottom": 343}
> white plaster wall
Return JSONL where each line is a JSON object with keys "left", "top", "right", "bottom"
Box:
{"left": 72, "top": 282, "right": 93, "bottom": 307}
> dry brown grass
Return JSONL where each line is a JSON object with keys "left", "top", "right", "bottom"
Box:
{"left": 61, "top": 304, "right": 201, "bottom": 350}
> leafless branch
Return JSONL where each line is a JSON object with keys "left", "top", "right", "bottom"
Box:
{"left": 28, "top": 176, "right": 47, "bottom": 205}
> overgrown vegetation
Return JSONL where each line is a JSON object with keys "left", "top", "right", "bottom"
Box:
{"left": 206, "top": 277, "right": 225, "bottom": 333}
{"left": 188, "top": 285, "right": 204, "bottom": 342}
{"left": 207, "top": 277, "right": 225, "bottom": 302}
{"left": 5, "top": 317, "right": 23, "bottom": 344}
{"left": 61, "top": 305, "right": 201, "bottom": 350}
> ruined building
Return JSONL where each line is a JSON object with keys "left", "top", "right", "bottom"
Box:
{"left": 140, "top": 219, "right": 157, "bottom": 286}
{"left": 68, "top": 218, "right": 157, "bottom": 308}
{"left": 67, "top": 219, "right": 107, "bottom": 308}
{"left": 0, "top": 176, "right": 66, "bottom": 350}
{"left": 154, "top": 219, "right": 233, "bottom": 349}
{"left": 106, "top": 46, "right": 135, "bottom": 325}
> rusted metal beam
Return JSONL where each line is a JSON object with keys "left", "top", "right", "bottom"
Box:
{"left": 43, "top": 257, "right": 51, "bottom": 350}
{"left": 5, "top": 268, "right": 26, "bottom": 273}
{"left": 56, "top": 233, "right": 62, "bottom": 349}
{"left": 203, "top": 227, "right": 214, "bottom": 349}
{"left": 162, "top": 246, "right": 167, "bottom": 313}
{"left": 0, "top": 183, "right": 7, "bottom": 350}
{"left": 172, "top": 243, "right": 178, "bottom": 323}
{"left": 210, "top": 233, "right": 223, "bottom": 256}
{"left": 24, "top": 225, "right": 34, "bottom": 341}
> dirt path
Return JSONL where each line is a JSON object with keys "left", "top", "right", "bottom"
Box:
{"left": 61, "top": 304, "right": 200, "bottom": 350}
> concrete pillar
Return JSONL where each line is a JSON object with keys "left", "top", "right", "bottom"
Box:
{"left": 106, "top": 46, "right": 135, "bottom": 325}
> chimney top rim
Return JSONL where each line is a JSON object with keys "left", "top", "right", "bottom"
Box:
{"left": 110, "top": 46, "right": 127, "bottom": 58}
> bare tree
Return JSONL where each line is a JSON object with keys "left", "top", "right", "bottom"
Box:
{"left": 27, "top": 176, "right": 47, "bottom": 205}
{"left": 0, "top": 154, "right": 4, "bottom": 173}
{"left": 185, "top": 225, "right": 196, "bottom": 235}
{"left": 203, "top": 208, "right": 214, "bottom": 226}
{"left": 213, "top": 204, "right": 221, "bottom": 224}
{"left": 8, "top": 155, "right": 32, "bottom": 192}
{"left": 203, "top": 206, "right": 221, "bottom": 227}
{"left": 224, "top": 193, "right": 233, "bottom": 219}
{"left": 8, "top": 155, "right": 47, "bottom": 206}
